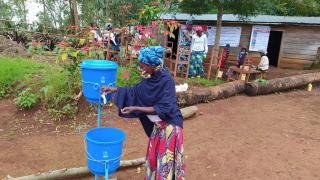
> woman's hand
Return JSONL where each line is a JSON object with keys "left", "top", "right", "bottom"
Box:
{"left": 121, "top": 106, "right": 138, "bottom": 114}
{"left": 101, "top": 86, "right": 117, "bottom": 94}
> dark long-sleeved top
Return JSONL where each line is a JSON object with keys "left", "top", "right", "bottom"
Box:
{"left": 114, "top": 68, "right": 183, "bottom": 137}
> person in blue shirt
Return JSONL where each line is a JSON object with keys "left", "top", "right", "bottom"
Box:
{"left": 102, "top": 46, "right": 185, "bottom": 180}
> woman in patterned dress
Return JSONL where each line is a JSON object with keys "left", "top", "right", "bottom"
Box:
{"left": 188, "top": 26, "right": 208, "bottom": 78}
{"left": 103, "top": 46, "right": 185, "bottom": 180}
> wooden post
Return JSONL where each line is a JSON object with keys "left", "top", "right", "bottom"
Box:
{"left": 106, "top": 31, "right": 111, "bottom": 60}
{"left": 215, "top": 49, "right": 223, "bottom": 80}
{"left": 172, "top": 30, "right": 180, "bottom": 78}
{"left": 207, "top": 3, "right": 223, "bottom": 79}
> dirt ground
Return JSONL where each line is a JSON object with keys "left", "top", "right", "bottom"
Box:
{"left": 1, "top": 86, "right": 320, "bottom": 180}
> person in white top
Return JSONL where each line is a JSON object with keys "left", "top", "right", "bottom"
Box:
{"left": 102, "top": 23, "right": 120, "bottom": 51}
{"left": 254, "top": 49, "right": 269, "bottom": 71}
{"left": 89, "top": 23, "right": 102, "bottom": 42}
{"left": 188, "top": 26, "right": 208, "bottom": 78}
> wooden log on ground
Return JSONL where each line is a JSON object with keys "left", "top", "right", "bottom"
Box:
{"left": 181, "top": 106, "right": 198, "bottom": 119}
{"left": 177, "top": 80, "right": 246, "bottom": 107}
{"left": 245, "top": 72, "right": 320, "bottom": 96}
{"left": 5, "top": 158, "right": 145, "bottom": 180}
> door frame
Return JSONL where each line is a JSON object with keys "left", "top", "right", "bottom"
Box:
{"left": 270, "top": 28, "right": 286, "bottom": 68}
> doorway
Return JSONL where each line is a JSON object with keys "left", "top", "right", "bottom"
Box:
{"left": 167, "top": 27, "right": 180, "bottom": 59}
{"left": 267, "top": 31, "right": 283, "bottom": 67}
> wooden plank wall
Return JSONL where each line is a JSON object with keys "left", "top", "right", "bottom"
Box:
{"left": 177, "top": 21, "right": 320, "bottom": 70}
{"left": 279, "top": 26, "right": 320, "bottom": 69}
{"left": 204, "top": 24, "right": 261, "bottom": 66}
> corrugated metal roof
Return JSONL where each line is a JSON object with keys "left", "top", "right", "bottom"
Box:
{"left": 161, "top": 13, "right": 320, "bottom": 25}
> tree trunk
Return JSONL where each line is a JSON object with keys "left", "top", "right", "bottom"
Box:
{"left": 42, "top": 0, "right": 48, "bottom": 33}
{"left": 69, "top": 0, "right": 79, "bottom": 27}
{"left": 207, "top": 1, "right": 223, "bottom": 79}
{"left": 104, "top": 0, "right": 109, "bottom": 18}
{"left": 177, "top": 80, "right": 246, "bottom": 107}
{"left": 5, "top": 158, "right": 145, "bottom": 180}
{"left": 22, "top": 0, "right": 27, "bottom": 23}
{"left": 245, "top": 72, "right": 320, "bottom": 96}
{"left": 69, "top": 0, "right": 75, "bottom": 25}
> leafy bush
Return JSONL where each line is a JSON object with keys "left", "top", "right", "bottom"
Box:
{"left": 40, "top": 69, "right": 73, "bottom": 107}
{"left": 0, "top": 86, "right": 7, "bottom": 99}
{"left": 14, "top": 88, "right": 38, "bottom": 109}
{"left": 27, "top": 42, "right": 49, "bottom": 56}
{"left": 39, "top": 66, "right": 80, "bottom": 119}
{"left": 116, "top": 64, "right": 141, "bottom": 87}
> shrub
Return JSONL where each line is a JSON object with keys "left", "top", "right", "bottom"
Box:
{"left": 14, "top": 88, "right": 38, "bottom": 109}
{"left": 116, "top": 64, "right": 141, "bottom": 87}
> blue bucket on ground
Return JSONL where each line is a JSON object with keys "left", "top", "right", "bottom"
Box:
{"left": 80, "top": 60, "right": 118, "bottom": 103}
{"left": 85, "top": 127, "right": 126, "bottom": 176}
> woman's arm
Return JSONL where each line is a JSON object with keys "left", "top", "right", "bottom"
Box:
{"left": 121, "top": 106, "right": 155, "bottom": 114}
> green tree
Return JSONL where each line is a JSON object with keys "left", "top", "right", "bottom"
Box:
{"left": 11, "top": 0, "right": 28, "bottom": 23}
{"left": 179, "top": 0, "right": 263, "bottom": 79}
{"left": 107, "top": 0, "right": 152, "bottom": 27}
{"left": 36, "top": 0, "right": 69, "bottom": 29}
{"left": 0, "top": 0, "right": 14, "bottom": 20}
{"left": 260, "top": 0, "right": 320, "bottom": 16}
{"left": 78, "top": 0, "right": 107, "bottom": 26}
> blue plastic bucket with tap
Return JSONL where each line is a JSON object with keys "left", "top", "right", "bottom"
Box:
{"left": 85, "top": 127, "right": 126, "bottom": 176}
{"left": 80, "top": 60, "right": 118, "bottom": 103}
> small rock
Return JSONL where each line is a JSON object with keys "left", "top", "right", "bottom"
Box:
{"left": 199, "top": 112, "right": 204, "bottom": 115}
{"left": 136, "top": 167, "right": 141, "bottom": 174}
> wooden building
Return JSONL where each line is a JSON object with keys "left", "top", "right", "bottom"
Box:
{"left": 163, "top": 14, "right": 320, "bottom": 69}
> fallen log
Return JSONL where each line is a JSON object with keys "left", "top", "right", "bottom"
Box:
{"left": 6, "top": 157, "right": 145, "bottom": 180}
{"left": 245, "top": 72, "right": 320, "bottom": 96}
{"left": 177, "top": 80, "right": 246, "bottom": 107}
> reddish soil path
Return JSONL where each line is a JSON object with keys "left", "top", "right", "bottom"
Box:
{"left": 1, "top": 88, "right": 320, "bottom": 180}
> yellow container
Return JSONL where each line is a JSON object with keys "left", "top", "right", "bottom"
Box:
{"left": 307, "top": 83, "right": 313, "bottom": 92}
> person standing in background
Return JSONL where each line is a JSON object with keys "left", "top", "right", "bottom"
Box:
{"left": 189, "top": 26, "right": 208, "bottom": 78}
{"left": 89, "top": 23, "right": 102, "bottom": 42}
{"left": 181, "top": 20, "right": 193, "bottom": 46}
{"left": 220, "top": 44, "right": 230, "bottom": 68}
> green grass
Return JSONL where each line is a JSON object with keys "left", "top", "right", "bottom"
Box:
{"left": 0, "top": 56, "right": 75, "bottom": 113}
{"left": 308, "top": 63, "right": 320, "bottom": 70}
{"left": 0, "top": 56, "right": 45, "bottom": 98}
{"left": 184, "top": 78, "right": 224, "bottom": 87}
{"left": 40, "top": 68, "right": 74, "bottom": 108}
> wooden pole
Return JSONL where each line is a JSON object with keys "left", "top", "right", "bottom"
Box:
{"left": 207, "top": 2, "right": 223, "bottom": 79}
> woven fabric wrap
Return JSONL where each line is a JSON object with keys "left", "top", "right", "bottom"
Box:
{"left": 138, "top": 46, "right": 165, "bottom": 66}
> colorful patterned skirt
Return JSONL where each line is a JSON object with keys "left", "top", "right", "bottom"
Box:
{"left": 188, "top": 51, "right": 205, "bottom": 77}
{"left": 145, "top": 122, "right": 185, "bottom": 180}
